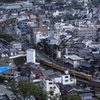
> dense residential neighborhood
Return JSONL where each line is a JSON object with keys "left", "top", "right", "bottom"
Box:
{"left": 0, "top": 0, "right": 100, "bottom": 100}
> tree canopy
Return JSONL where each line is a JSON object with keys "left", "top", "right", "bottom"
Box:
{"left": 8, "top": 80, "right": 82, "bottom": 100}
{"left": 0, "top": 75, "right": 6, "bottom": 83}
{"left": 8, "top": 80, "right": 48, "bottom": 100}
{"left": 0, "top": 33, "right": 19, "bottom": 43}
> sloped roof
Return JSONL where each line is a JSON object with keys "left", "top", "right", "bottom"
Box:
{"left": 80, "top": 62, "right": 91, "bottom": 68}
{"left": 47, "top": 35, "right": 57, "bottom": 40}
{"left": 42, "top": 70, "right": 55, "bottom": 76}
{"left": 68, "top": 55, "right": 84, "bottom": 61}
{"left": 32, "top": 70, "right": 41, "bottom": 74}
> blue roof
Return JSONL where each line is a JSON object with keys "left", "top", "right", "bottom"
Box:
{"left": 92, "top": 51, "right": 99, "bottom": 54}
{"left": 0, "top": 66, "right": 11, "bottom": 73}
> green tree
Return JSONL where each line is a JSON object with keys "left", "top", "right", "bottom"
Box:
{"left": 0, "top": 75, "right": 6, "bottom": 83}
{"left": 95, "top": 96, "right": 100, "bottom": 100}
{"left": 8, "top": 80, "right": 48, "bottom": 100}
{"left": 0, "top": 33, "right": 19, "bottom": 43}
{"left": 60, "top": 94, "right": 81, "bottom": 100}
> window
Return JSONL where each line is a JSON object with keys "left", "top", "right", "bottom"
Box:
{"left": 54, "top": 87, "right": 56, "bottom": 89}
{"left": 49, "top": 82, "right": 52, "bottom": 85}
{"left": 50, "top": 87, "right": 52, "bottom": 89}
{"left": 65, "top": 80, "right": 68, "bottom": 82}
{"left": 65, "top": 76, "right": 68, "bottom": 78}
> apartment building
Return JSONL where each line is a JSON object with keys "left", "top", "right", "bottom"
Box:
{"left": 74, "top": 24, "right": 97, "bottom": 37}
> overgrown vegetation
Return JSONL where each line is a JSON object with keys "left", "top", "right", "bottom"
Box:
{"left": 0, "top": 33, "right": 19, "bottom": 43}
{"left": 8, "top": 80, "right": 82, "bottom": 100}
{"left": 8, "top": 80, "right": 48, "bottom": 100}
{"left": 0, "top": 75, "right": 6, "bottom": 83}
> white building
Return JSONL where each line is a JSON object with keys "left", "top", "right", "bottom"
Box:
{"left": 63, "top": 55, "right": 84, "bottom": 68}
{"left": 33, "top": 31, "right": 49, "bottom": 44}
{"left": 74, "top": 24, "right": 97, "bottom": 37}
{"left": 41, "top": 78, "right": 61, "bottom": 100}
{"left": 26, "top": 49, "right": 36, "bottom": 63}
{"left": 53, "top": 71, "right": 76, "bottom": 85}
{"left": 15, "top": 26, "right": 21, "bottom": 36}
{"left": 16, "top": 15, "right": 29, "bottom": 22}
{"left": 40, "top": 70, "right": 76, "bottom": 100}
{"left": 10, "top": 41, "right": 22, "bottom": 51}
{"left": 53, "top": 10, "right": 64, "bottom": 17}
{"left": 54, "top": 23, "right": 74, "bottom": 33}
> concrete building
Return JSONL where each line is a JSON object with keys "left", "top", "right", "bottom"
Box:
{"left": 2, "top": 69, "right": 20, "bottom": 80}
{"left": 32, "top": 19, "right": 48, "bottom": 34}
{"left": 33, "top": 31, "right": 49, "bottom": 44}
{"left": 74, "top": 24, "right": 97, "bottom": 37}
{"left": 53, "top": 71, "right": 76, "bottom": 85}
{"left": 41, "top": 78, "right": 61, "bottom": 100}
{"left": 0, "top": 1, "right": 33, "bottom": 10}
{"left": 63, "top": 55, "right": 84, "bottom": 68}
{"left": 26, "top": 49, "right": 36, "bottom": 63}
{"left": 41, "top": 70, "right": 76, "bottom": 85}
{"left": 32, "top": 19, "right": 48, "bottom": 43}
{"left": 10, "top": 41, "right": 22, "bottom": 51}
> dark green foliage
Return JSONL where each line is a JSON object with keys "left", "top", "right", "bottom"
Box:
{"left": 8, "top": 80, "right": 48, "bottom": 100}
{"left": 0, "top": 75, "right": 5, "bottom": 83}
{"left": 60, "top": 95, "right": 81, "bottom": 100}
{"left": 0, "top": 33, "right": 19, "bottom": 43}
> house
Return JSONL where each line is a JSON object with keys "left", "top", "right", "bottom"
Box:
{"left": 79, "top": 92, "right": 94, "bottom": 100}
{"left": 9, "top": 48, "right": 17, "bottom": 56}
{"left": 41, "top": 70, "right": 76, "bottom": 85}
{"left": 59, "top": 83, "right": 95, "bottom": 99}
{"left": 0, "top": 1, "right": 33, "bottom": 10}
{"left": 52, "top": 10, "right": 64, "bottom": 17}
{"left": 30, "top": 70, "right": 42, "bottom": 82}
{"left": 54, "top": 22, "right": 74, "bottom": 33}
{"left": 20, "top": 62, "right": 40, "bottom": 76}
{"left": 0, "top": 84, "right": 13, "bottom": 100}
{"left": 44, "top": 3, "right": 56, "bottom": 10}
{"left": 2, "top": 69, "right": 20, "bottom": 81}
{"left": 33, "top": 31, "right": 49, "bottom": 44}
{"left": 63, "top": 55, "right": 84, "bottom": 68}
{"left": 16, "top": 15, "right": 29, "bottom": 22}
{"left": 52, "top": 70, "right": 76, "bottom": 85}
{"left": 40, "top": 78, "right": 61, "bottom": 100}
{"left": 10, "top": 41, "right": 22, "bottom": 51}
{"left": 79, "top": 61, "right": 95, "bottom": 75}
{"left": 76, "top": 49, "right": 93, "bottom": 60}
{"left": 0, "top": 48, "right": 9, "bottom": 57}
{"left": 30, "top": 70, "right": 42, "bottom": 78}
{"left": 46, "top": 34, "right": 60, "bottom": 45}
{"left": 59, "top": 84, "right": 78, "bottom": 95}
{"left": 15, "top": 76, "right": 29, "bottom": 82}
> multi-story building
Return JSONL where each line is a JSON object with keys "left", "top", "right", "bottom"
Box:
{"left": 74, "top": 24, "right": 97, "bottom": 37}
{"left": 41, "top": 78, "right": 61, "bottom": 100}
